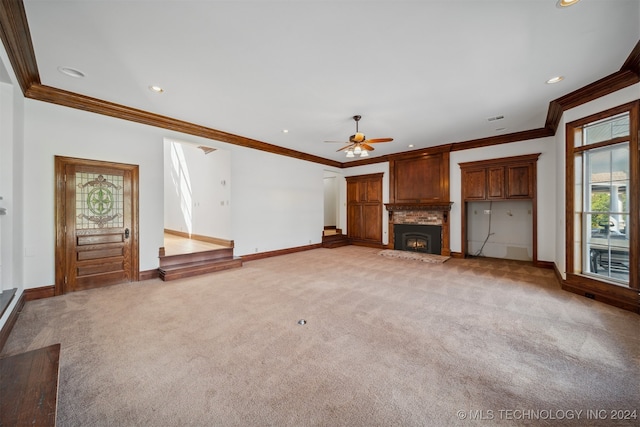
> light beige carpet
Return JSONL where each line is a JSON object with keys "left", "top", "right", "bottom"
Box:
{"left": 379, "top": 249, "right": 450, "bottom": 263}
{"left": 2, "top": 246, "right": 639, "bottom": 426}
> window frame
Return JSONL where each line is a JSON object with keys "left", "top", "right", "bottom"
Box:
{"left": 565, "top": 101, "right": 639, "bottom": 300}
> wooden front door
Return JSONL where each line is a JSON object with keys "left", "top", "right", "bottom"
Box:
{"left": 55, "top": 156, "right": 139, "bottom": 294}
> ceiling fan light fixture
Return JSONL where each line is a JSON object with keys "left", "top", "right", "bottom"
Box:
{"left": 557, "top": 0, "right": 580, "bottom": 7}
{"left": 353, "top": 145, "right": 362, "bottom": 155}
{"left": 359, "top": 150, "right": 369, "bottom": 158}
{"left": 546, "top": 75, "right": 564, "bottom": 84}
{"left": 346, "top": 150, "right": 355, "bottom": 158}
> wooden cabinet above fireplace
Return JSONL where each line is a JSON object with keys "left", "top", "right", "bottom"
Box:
{"left": 390, "top": 150, "right": 450, "bottom": 204}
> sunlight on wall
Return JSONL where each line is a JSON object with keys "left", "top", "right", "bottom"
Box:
{"left": 170, "top": 142, "right": 193, "bottom": 235}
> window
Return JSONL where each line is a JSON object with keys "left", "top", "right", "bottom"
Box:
{"left": 566, "top": 102, "right": 638, "bottom": 300}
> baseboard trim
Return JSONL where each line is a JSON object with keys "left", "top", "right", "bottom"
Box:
{"left": 0, "top": 292, "right": 25, "bottom": 353}
{"left": 563, "top": 271, "right": 639, "bottom": 313}
{"left": 534, "top": 260, "right": 555, "bottom": 270}
{"left": 241, "top": 243, "right": 322, "bottom": 262}
{"left": 164, "top": 229, "right": 233, "bottom": 248}
{"left": 449, "top": 251, "right": 464, "bottom": 259}
{"left": 349, "top": 241, "right": 385, "bottom": 249}
{"left": 24, "top": 286, "right": 55, "bottom": 301}
{"left": 140, "top": 269, "right": 160, "bottom": 281}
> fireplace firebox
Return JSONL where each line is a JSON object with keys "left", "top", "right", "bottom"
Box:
{"left": 394, "top": 224, "right": 442, "bottom": 255}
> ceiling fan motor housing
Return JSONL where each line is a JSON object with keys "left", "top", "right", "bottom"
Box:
{"left": 350, "top": 132, "right": 366, "bottom": 143}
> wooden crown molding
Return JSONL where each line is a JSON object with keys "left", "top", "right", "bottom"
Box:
{"left": 0, "top": 1, "right": 638, "bottom": 169}
{"left": 0, "top": 0, "right": 39, "bottom": 93}
{"left": 27, "top": 84, "right": 342, "bottom": 168}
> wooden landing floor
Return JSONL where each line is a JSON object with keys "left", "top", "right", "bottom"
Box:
{"left": 163, "top": 233, "right": 227, "bottom": 256}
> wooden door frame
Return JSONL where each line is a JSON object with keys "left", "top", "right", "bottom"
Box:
{"left": 55, "top": 156, "right": 139, "bottom": 295}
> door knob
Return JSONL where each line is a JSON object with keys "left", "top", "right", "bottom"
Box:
{"left": 124, "top": 228, "right": 130, "bottom": 239}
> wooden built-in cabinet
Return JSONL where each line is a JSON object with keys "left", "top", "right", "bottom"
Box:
{"left": 346, "top": 173, "right": 383, "bottom": 246}
{"left": 460, "top": 154, "right": 539, "bottom": 201}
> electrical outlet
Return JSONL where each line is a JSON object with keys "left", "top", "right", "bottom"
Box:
{"left": 484, "top": 209, "right": 491, "bottom": 214}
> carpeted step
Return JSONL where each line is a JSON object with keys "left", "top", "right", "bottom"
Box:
{"left": 158, "top": 257, "right": 243, "bottom": 281}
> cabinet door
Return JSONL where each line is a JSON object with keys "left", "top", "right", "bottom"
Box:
{"left": 487, "top": 167, "right": 505, "bottom": 199}
{"left": 347, "top": 204, "right": 363, "bottom": 239}
{"left": 362, "top": 204, "right": 382, "bottom": 241}
{"left": 506, "top": 164, "right": 533, "bottom": 198}
{"left": 462, "top": 169, "right": 486, "bottom": 200}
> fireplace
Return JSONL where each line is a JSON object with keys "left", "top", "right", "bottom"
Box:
{"left": 394, "top": 224, "right": 442, "bottom": 255}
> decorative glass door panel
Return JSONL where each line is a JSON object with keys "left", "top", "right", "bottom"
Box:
{"left": 76, "top": 172, "right": 124, "bottom": 229}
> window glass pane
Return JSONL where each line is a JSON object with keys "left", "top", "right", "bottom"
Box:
{"left": 583, "top": 142, "right": 629, "bottom": 284}
{"left": 582, "top": 113, "right": 629, "bottom": 146}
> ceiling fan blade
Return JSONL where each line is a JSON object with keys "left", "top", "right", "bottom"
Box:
{"left": 336, "top": 144, "right": 354, "bottom": 152}
{"left": 361, "top": 143, "right": 375, "bottom": 151}
{"left": 324, "top": 140, "right": 348, "bottom": 143}
{"left": 364, "top": 138, "right": 394, "bottom": 143}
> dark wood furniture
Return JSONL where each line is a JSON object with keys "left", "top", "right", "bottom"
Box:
{"left": 459, "top": 153, "right": 540, "bottom": 263}
{"left": 346, "top": 173, "right": 384, "bottom": 246}
{"left": 0, "top": 343, "right": 61, "bottom": 426}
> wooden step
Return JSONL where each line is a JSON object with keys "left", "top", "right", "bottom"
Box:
{"left": 322, "top": 233, "right": 350, "bottom": 248}
{"left": 159, "top": 257, "right": 243, "bottom": 281}
{"left": 159, "top": 247, "right": 234, "bottom": 268}
{"left": 0, "top": 344, "right": 60, "bottom": 426}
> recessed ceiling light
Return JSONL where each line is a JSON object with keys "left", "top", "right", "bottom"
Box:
{"left": 408, "top": 144, "right": 414, "bottom": 148}
{"left": 546, "top": 76, "right": 565, "bottom": 84}
{"left": 282, "top": 129, "right": 289, "bottom": 133}
{"left": 57, "top": 66, "right": 85, "bottom": 78}
{"left": 148, "top": 85, "right": 164, "bottom": 93}
{"left": 557, "top": 0, "right": 580, "bottom": 7}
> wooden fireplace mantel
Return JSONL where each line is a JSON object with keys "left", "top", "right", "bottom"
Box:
{"left": 384, "top": 202, "right": 453, "bottom": 212}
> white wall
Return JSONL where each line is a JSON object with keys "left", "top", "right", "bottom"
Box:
{"left": 228, "top": 146, "right": 327, "bottom": 256}
{"left": 163, "top": 140, "right": 231, "bottom": 239}
{"left": 553, "top": 83, "right": 640, "bottom": 278}
{"left": 466, "top": 200, "right": 533, "bottom": 260}
{"left": 450, "top": 137, "right": 557, "bottom": 262}
{"left": 0, "top": 60, "right": 25, "bottom": 332}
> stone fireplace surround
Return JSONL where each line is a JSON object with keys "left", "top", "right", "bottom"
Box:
{"left": 385, "top": 203, "right": 453, "bottom": 256}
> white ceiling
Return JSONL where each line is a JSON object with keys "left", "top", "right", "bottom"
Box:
{"left": 22, "top": 0, "right": 640, "bottom": 163}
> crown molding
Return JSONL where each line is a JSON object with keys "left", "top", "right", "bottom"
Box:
{"left": 26, "top": 84, "right": 342, "bottom": 168}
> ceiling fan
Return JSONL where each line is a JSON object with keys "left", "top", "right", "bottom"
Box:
{"left": 325, "top": 115, "right": 393, "bottom": 158}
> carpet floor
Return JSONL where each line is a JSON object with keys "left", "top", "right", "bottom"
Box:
{"left": 2, "top": 246, "right": 639, "bottom": 426}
